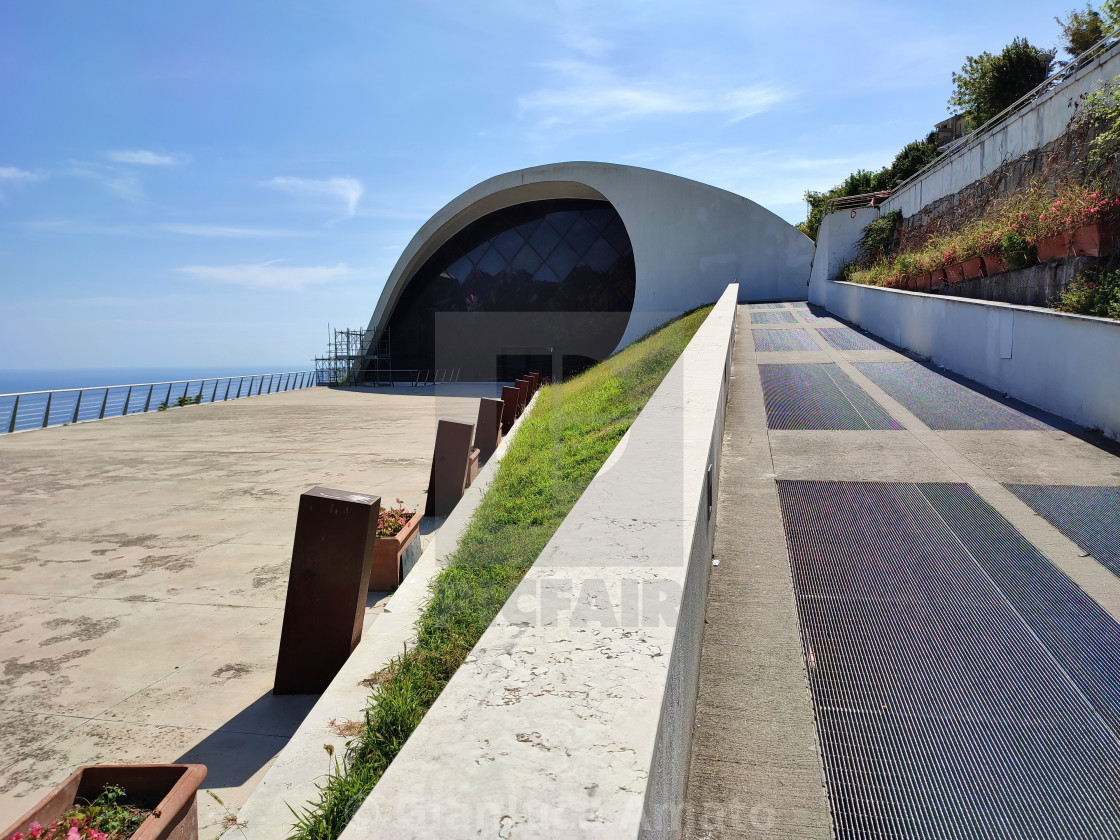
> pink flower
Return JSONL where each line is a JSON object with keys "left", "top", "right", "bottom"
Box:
{"left": 67, "top": 827, "right": 79, "bottom": 840}
{"left": 27, "top": 824, "right": 42, "bottom": 839}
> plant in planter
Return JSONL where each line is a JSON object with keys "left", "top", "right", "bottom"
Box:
{"left": 369, "top": 499, "right": 422, "bottom": 590}
{"left": 2, "top": 765, "right": 206, "bottom": 840}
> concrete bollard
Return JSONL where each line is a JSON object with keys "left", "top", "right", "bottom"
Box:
{"left": 424, "top": 419, "right": 476, "bottom": 516}
{"left": 475, "top": 397, "right": 504, "bottom": 464}
{"left": 274, "top": 487, "right": 380, "bottom": 695}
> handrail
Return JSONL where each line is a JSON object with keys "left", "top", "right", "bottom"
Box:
{"left": 1, "top": 370, "right": 317, "bottom": 435}
{"left": 890, "top": 31, "right": 1120, "bottom": 198}
{"left": 826, "top": 191, "right": 893, "bottom": 212}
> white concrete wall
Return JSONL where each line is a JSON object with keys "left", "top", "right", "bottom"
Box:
{"left": 808, "top": 206, "right": 880, "bottom": 305}
{"left": 365, "top": 163, "right": 812, "bottom": 353}
{"left": 341, "top": 284, "right": 739, "bottom": 840}
{"left": 821, "top": 280, "right": 1120, "bottom": 439}
{"left": 885, "top": 43, "right": 1120, "bottom": 218}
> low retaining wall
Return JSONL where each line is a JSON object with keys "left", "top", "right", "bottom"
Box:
{"left": 236, "top": 394, "right": 538, "bottom": 839}
{"left": 935, "top": 257, "right": 1093, "bottom": 307}
{"left": 338, "top": 284, "right": 739, "bottom": 839}
{"left": 818, "top": 277, "right": 1120, "bottom": 439}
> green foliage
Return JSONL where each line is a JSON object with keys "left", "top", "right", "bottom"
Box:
{"left": 1001, "top": 229, "right": 1037, "bottom": 270}
{"left": 1055, "top": 264, "right": 1120, "bottom": 318}
{"left": 1103, "top": 0, "right": 1120, "bottom": 30}
{"left": 175, "top": 394, "right": 202, "bottom": 407}
{"left": 1082, "top": 73, "right": 1120, "bottom": 165}
{"left": 799, "top": 138, "right": 940, "bottom": 240}
{"left": 286, "top": 306, "right": 714, "bottom": 840}
{"left": 948, "top": 37, "right": 1055, "bottom": 128}
{"left": 1056, "top": 5, "right": 1105, "bottom": 56}
{"left": 859, "top": 210, "right": 903, "bottom": 261}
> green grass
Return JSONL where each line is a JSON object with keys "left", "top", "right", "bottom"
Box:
{"left": 287, "top": 304, "right": 714, "bottom": 839}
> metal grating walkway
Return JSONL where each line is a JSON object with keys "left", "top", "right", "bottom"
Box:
{"left": 752, "top": 328, "right": 821, "bottom": 352}
{"left": 778, "top": 480, "right": 1120, "bottom": 840}
{"left": 1007, "top": 484, "right": 1120, "bottom": 580}
{"left": 855, "top": 361, "right": 1051, "bottom": 430}
{"left": 817, "top": 326, "right": 890, "bottom": 351}
{"left": 751, "top": 310, "right": 798, "bottom": 324}
{"left": 759, "top": 363, "right": 902, "bottom": 430}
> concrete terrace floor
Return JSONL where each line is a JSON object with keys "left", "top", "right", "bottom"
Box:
{"left": 0, "top": 383, "right": 496, "bottom": 836}
{"left": 683, "top": 303, "right": 1120, "bottom": 839}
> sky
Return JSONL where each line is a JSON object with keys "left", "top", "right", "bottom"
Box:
{"left": 0, "top": 0, "right": 1072, "bottom": 370}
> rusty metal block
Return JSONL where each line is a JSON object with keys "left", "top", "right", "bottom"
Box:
{"left": 514, "top": 378, "right": 530, "bottom": 411}
{"left": 274, "top": 487, "right": 380, "bottom": 695}
{"left": 475, "top": 397, "right": 504, "bottom": 464}
{"left": 500, "top": 386, "right": 520, "bottom": 434}
{"left": 424, "top": 419, "right": 475, "bottom": 516}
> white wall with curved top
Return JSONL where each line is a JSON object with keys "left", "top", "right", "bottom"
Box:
{"left": 364, "top": 161, "right": 813, "bottom": 354}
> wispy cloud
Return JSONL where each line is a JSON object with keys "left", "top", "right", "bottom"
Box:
{"left": 159, "top": 223, "right": 309, "bottom": 238}
{"left": 0, "top": 166, "right": 45, "bottom": 198}
{"left": 517, "top": 61, "right": 786, "bottom": 132}
{"left": 67, "top": 161, "right": 145, "bottom": 202}
{"left": 106, "top": 149, "right": 190, "bottom": 166}
{"left": 263, "top": 176, "right": 363, "bottom": 219}
{"left": 176, "top": 260, "right": 351, "bottom": 291}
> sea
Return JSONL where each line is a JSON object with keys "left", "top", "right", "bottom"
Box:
{"left": 0, "top": 366, "right": 310, "bottom": 396}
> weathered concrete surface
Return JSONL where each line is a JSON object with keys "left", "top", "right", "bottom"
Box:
{"left": 0, "top": 384, "right": 494, "bottom": 836}
{"left": 683, "top": 303, "right": 1120, "bottom": 838}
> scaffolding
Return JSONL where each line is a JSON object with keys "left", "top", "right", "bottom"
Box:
{"left": 314, "top": 326, "right": 391, "bottom": 386}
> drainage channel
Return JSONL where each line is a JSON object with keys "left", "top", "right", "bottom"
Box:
{"left": 777, "top": 480, "right": 1120, "bottom": 840}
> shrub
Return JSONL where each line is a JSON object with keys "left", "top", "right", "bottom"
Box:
{"left": 1001, "top": 230, "right": 1038, "bottom": 269}
{"left": 949, "top": 37, "right": 1055, "bottom": 128}
{"left": 1055, "top": 265, "right": 1120, "bottom": 318}
{"left": 859, "top": 210, "right": 903, "bottom": 261}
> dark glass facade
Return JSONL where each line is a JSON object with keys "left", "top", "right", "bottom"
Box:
{"left": 381, "top": 199, "right": 636, "bottom": 380}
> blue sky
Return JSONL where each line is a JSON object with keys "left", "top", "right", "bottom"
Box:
{"left": 0, "top": 0, "right": 1068, "bottom": 370}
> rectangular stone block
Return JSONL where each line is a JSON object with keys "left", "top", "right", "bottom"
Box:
{"left": 273, "top": 487, "right": 380, "bottom": 695}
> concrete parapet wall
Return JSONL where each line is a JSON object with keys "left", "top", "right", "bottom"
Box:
{"left": 340, "top": 284, "right": 739, "bottom": 840}
{"left": 819, "top": 279, "right": 1120, "bottom": 439}
{"left": 884, "top": 43, "right": 1120, "bottom": 218}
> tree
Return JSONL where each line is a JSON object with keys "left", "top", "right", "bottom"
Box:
{"left": 1056, "top": 5, "right": 1105, "bottom": 56}
{"left": 948, "top": 38, "right": 1056, "bottom": 128}
{"left": 1103, "top": 0, "right": 1120, "bottom": 31}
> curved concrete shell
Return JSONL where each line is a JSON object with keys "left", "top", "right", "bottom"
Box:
{"left": 364, "top": 161, "right": 812, "bottom": 377}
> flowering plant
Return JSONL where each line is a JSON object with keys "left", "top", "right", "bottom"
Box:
{"left": 1037, "top": 185, "right": 1120, "bottom": 237}
{"left": 5, "top": 783, "right": 148, "bottom": 839}
{"left": 377, "top": 499, "right": 417, "bottom": 538}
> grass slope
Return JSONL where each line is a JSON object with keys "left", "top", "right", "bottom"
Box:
{"left": 290, "top": 305, "right": 713, "bottom": 839}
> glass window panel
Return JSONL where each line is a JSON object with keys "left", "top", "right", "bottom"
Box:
{"left": 528, "top": 220, "right": 561, "bottom": 258}
{"left": 491, "top": 228, "right": 525, "bottom": 261}
{"left": 534, "top": 263, "right": 561, "bottom": 284}
{"left": 547, "top": 210, "right": 579, "bottom": 237}
{"left": 446, "top": 256, "right": 473, "bottom": 282}
{"left": 511, "top": 243, "right": 543, "bottom": 275}
{"left": 583, "top": 208, "right": 613, "bottom": 232}
{"left": 564, "top": 215, "right": 599, "bottom": 256}
{"left": 465, "top": 241, "right": 490, "bottom": 266}
{"left": 546, "top": 240, "right": 580, "bottom": 281}
{"left": 476, "top": 245, "right": 508, "bottom": 276}
{"left": 582, "top": 237, "right": 619, "bottom": 272}
{"left": 515, "top": 219, "right": 541, "bottom": 240}
{"left": 601, "top": 215, "right": 630, "bottom": 252}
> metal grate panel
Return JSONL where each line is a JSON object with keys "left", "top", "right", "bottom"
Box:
{"left": 854, "top": 361, "right": 1051, "bottom": 430}
{"left": 817, "top": 326, "right": 891, "bottom": 351}
{"left": 752, "top": 328, "right": 821, "bottom": 352}
{"left": 751, "top": 302, "right": 792, "bottom": 310}
{"left": 751, "top": 311, "right": 797, "bottom": 324}
{"left": 778, "top": 480, "right": 1120, "bottom": 840}
{"left": 759, "top": 363, "right": 901, "bottom": 430}
{"left": 1006, "top": 484, "right": 1120, "bottom": 579}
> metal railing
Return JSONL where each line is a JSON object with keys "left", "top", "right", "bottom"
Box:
{"left": 1, "top": 370, "right": 317, "bottom": 435}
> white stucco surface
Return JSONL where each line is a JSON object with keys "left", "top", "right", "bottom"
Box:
{"left": 808, "top": 206, "right": 880, "bottom": 304}
{"left": 885, "top": 43, "right": 1120, "bottom": 217}
{"left": 364, "top": 163, "right": 811, "bottom": 353}
{"left": 341, "top": 284, "right": 739, "bottom": 840}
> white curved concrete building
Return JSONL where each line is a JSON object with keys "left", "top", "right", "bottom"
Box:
{"left": 362, "top": 161, "right": 812, "bottom": 381}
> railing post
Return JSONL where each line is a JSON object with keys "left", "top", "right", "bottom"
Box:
{"left": 99, "top": 389, "right": 109, "bottom": 419}
{"left": 166, "top": 383, "right": 173, "bottom": 408}
{"left": 42, "top": 391, "right": 53, "bottom": 428}
{"left": 71, "top": 390, "right": 83, "bottom": 424}
{"left": 257, "top": 377, "right": 264, "bottom": 396}
{"left": 224, "top": 379, "right": 232, "bottom": 401}
{"left": 8, "top": 394, "right": 19, "bottom": 433}
{"left": 123, "top": 386, "right": 133, "bottom": 415}
{"left": 144, "top": 385, "right": 154, "bottom": 412}
{"left": 211, "top": 380, "right": 219, "bottom": 402}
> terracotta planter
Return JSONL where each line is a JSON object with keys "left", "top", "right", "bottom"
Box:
{"left": 961, "top": 255, "right": 986, "bottom": 280}
{"left": 2, "top": 764, "right": 206, "bottom": 840}
{"left": 1071, "top": 219, "right": 1120, "bottom": 258}
{"left": 930, "top": 268, "right": 947, "bottom": 290}
{"left": 914, "top": 272, "right": 932, "bottom": 292}
{"left": 944, "top": 262, "right": 967, "bottom": 285}
{"left": 981, "top": 252, "right": 1009, "bottom": 275}
{"left": 1036, "top": 232, "right": 1072, "bottom": 261}
{"left": 369, "top": 510, "right": 422, "bottom": 590}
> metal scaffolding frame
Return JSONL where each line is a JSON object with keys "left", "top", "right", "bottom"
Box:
{"left": 314, "top": 326, "right": 392, "bottom": 386}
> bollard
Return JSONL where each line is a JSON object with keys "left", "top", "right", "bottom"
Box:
{"left": 273, "top": 487, "right": 380, "bottom": 695}
{"left": 514, "top": 378, "right": 530, "bottom": 411}
{"left": 475, "top": 397, "right": 504, "bottom": 464}
{"left": 526, "top": 372, "right": 540, "bottom": 396}
{"left": 424, "top": 420, "right": 475, "bottom": 516}
{"left": 500, "top": 386, "right": 520, "bottom": 435}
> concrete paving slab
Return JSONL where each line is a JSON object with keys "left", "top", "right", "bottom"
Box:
{"left": 940, "top": 430, "right": 1120, "bottom": 485}
{"left": 0, "top": 384, "right": 491, "bottom": 830}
